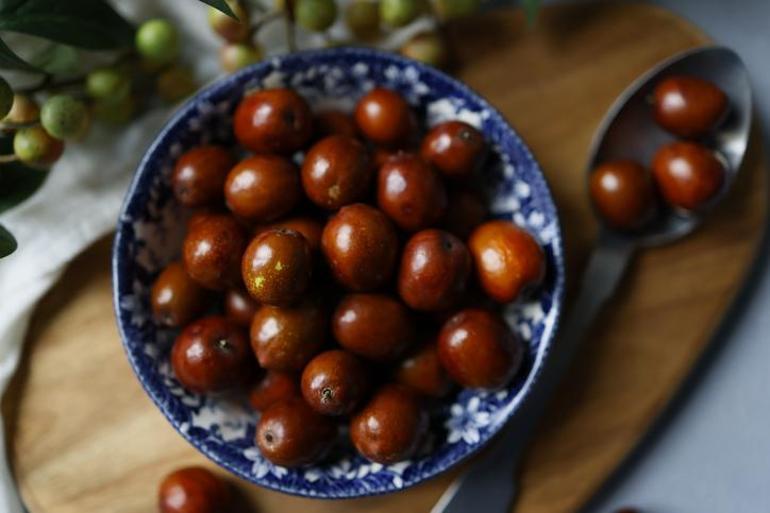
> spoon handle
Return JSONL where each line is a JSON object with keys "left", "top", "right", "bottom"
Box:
{"left": 432, "top": 233, "right": 635, "bottom": 513}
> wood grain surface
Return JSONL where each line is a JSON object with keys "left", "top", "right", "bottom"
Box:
{"left": 5, "top": 3, "right": 767, "bottom": 513}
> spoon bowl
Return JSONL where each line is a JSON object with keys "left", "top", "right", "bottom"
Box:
{"left": 587, "top": 46, "right": 752, "bottom": 247}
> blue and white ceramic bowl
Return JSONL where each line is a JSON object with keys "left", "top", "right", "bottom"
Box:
{"left": 113, "top": 47, "right": 565, "bottom": 498}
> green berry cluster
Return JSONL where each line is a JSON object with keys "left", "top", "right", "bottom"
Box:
{"left": 1, "top": 17, "right": 198, "bottom": 167}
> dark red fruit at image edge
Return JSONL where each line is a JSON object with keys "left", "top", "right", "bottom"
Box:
{"left": 653, "top": 75, "right": 728, "bottom": 138}
{"left": 172, "top": 145, "right": 234, "bottom": 208}
{"left": 234, "top": 88, "right": 313, "bottom": 154}
{"left": 377, "top": 152, "right": 447, "bottom": 232}
{"left": 350, "top": 384, "right": 428, "bottom": 464}
{"left": 421, "top": 120, "right": 486, "bottom": 178}
{"left": 398, "top": 229, "right": 471, "bottom": 311}
{"left": 301, "top": 134, "right": 374, "bottom": 210}
{"left": 332, "top": 293, "right": 415, "bottom": 362}
{"left": 158, "top": 466, "right": 230, "bottom": 513}
{"left": 651, "top": 141, "right": 724, "bottom": 210}
{"left": 249, "top": 370, "right": 299, "bottom": 411}
{"left": 256, "top": 397, "right": 337, "bottom": 467}
{"left": 151, "top": 261, "right": 208, "bottom": 327}
{"left": 182, "top": 214, "right": 246, "bottom": 290}
{"left": 354, "top": 87, "right": 415, "bottom": 146}
{"left": 171, "top": 316, "right": 253, "bottom": 394}
{"left": 321, "top": 203, "right": 399, "bottom": 291}
{"left": 437, "top": 309, "right": 523, "bottom": 390}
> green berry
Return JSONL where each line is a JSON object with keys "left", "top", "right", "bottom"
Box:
{"left": 208, "top": 1, "right": 250, "bottom": 42}
{"left": 157, "top": 66, "right": 197, "bottom": 103}
{"left": 94, "top": 95, "right": 135, "bottom": 125}
{"left": 400, "top": 31, "right": 448, "bottom": 68}
{"left": 345, "top": 0, "right": 380, "bottom": 39}
{"left": 3, "top": 94, "right": 39, "bottom": 124}
{"left": 86, "top": 67, "right": 130, "bottom": 102}
{"left": 296, "top": 0, "right": 338, "bottom": 32}
{"left": 14, "top": 126, "right": 64, "bottom": 166}
{"left": 40, "top": 94, "right": 88, "bottom": 141}
{"left": 220, "top": 43, "right": 263, "bottom": 73}
{"left": 380, "top": 0, "right": 420, "bottom": 27}
{"left": 0, "top": 77, "right": 13, "bottom": 120}
{"left": 434, "top": 0, "right": 479, "bottom": 20}
{"left": 135, "top": 18, "right": 179, "bottom": 66}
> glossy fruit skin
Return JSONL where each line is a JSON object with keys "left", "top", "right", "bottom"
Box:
{"left": 437, "top": 309, "right": 523, "bottom": 389}
{"left": 250, "top": 297, "right": 326, "bottom": 371}
{"left": 208, "top": 1, "right": 250, "bottom": 42}
{"left": 321, "top": 203, "right": 399, "bottom": 291}
{"left": 590, "top": 160, "right": 655, "bottom": 229}
{"left": 86, "top": 67, "right": 130, "bottom": 102}
{"left": 242, "top": 228, "right": 312, "bottom": 305}
{"left": 468, "top": 220, "right": 546, "bottom": 303}
{"left": 651, "top": 141, "right": 724, "bottom": 210}
{"left": 224, "top": 155, "right": 301, "bottom": 222}
{"left": 3, "top": 94, "right": 39, "bottom": 124}
{"left": 443, "top": 187, "right": 487, "bottom": 239}
{"left": 301, "top": 349, "right": 368, "bottom": 415}
{"left": 395, "top": 340, "right": 451, "bottom": 397}
{"left": 345, "top": 0, "right": 381, "bottom": 40}
{"left": 354, "top": 88, "right": 415, "bottom": 146}
{"left": 224, "top": 287, "right": 259, "bottom": 327}
{"left": 653, "top": 75, "right": 728, "bottom": 138}
{"left": 249, "top": 370, "right": 299, "bottom": 411}
{"left": 270, "top": 217, "right": 323, "bottom": 252}
{"left": 136, "top": 18, "right": 179, "bottom": 66}
{"left": 234, "top": 88, "right": 313, "bottom": 154}
{"left": 315, "top": 110, "right": 359, "bottom": 139}
{"left": 296, "top": 0, "right": 338, "bottom": 31}
{"left": 172, "top": 145, "right": 234, "bottom": 208}
{"left": 377, "top": 153, "right": 448, "bottom": 232}
{"left": 158, "top": 466, "right": 230, "bottom": 513}
{"left": 350, "top": 384, "right": 428, "bottom": 464}
{"left": 171, "top": 316, "right": 253, "bottom": 394}
{"left": 398, "top": 229, "right": 470, "bottom": 311}
{"left": 256, "top": 397, "right": 337, "bottom": 467}
{"left": 183, "top": 214, "right": 246, "bottom": 290}
{"left": 13, "top": 126, "right": 63, "bottom": 166}
{"left": 40, "top": 94, "right": 88, "bottom": 141}
{"left": 332, "top": 293, "right": 415, "bottom": 362}
{"left": 302, "top": 135, "right": 374, "bottom": 210}
{"left": 421, "top": 121, "right": 485, "bottom": 178}
{"left": 151, "top": 261, "right": 208, "bottom": 327}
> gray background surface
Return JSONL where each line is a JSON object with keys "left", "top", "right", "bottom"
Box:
{"left": 581, "top": 1, "right": 770, "bottom": 511}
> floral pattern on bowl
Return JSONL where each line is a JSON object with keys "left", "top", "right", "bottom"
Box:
{"left": 112, "top": 47, "right": 565, "bottom": 498}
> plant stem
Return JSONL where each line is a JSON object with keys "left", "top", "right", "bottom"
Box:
{"left": 0, "top": 121, "right": 37, "bottom": 132}
{"left": 284, "top": 0, "right": 297, "bottom": 52}
{"left": 0, "top": 154, "right": 20, "bottom": 164}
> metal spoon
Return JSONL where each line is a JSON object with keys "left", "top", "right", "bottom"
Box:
{"left": 432, "top": 45, "right": 752, "bottom": 513}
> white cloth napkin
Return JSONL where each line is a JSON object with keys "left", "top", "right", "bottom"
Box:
{"left": 0, "top": 3, "right": 222, "bottom": 511}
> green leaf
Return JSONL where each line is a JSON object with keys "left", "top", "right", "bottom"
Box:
{"left": 0, "top": 0, "right": 24, "bottom": 14}
{"left": 0, "top": 223, "right": 16, "bottom": 258}
{"left": 0, "top": 136, "right": 49, "bottom": 215}
{"left": 0, "top": 36, "right": 40, "bottom": 71}
{"left": 30, "top": 43, "right": 79, "bottom": 74}
{"left": 0, "top": 0, "right": 135, "bottom": 50}
{"left": 198, "top": 0, "right": 237, "bottom": 18}
{"left": 522, "top": 0, "right": 540, "bottom": 25}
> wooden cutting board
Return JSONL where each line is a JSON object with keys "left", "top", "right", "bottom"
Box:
{"left": 5, "top": 3, "right": 767, "bottom": 513}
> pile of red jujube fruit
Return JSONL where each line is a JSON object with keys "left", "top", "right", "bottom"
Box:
{"left": 590, "top": 75, "right": 729, "bottom": 228}
{"left": 150, "top": 85, "right": 547, "bottom": 472}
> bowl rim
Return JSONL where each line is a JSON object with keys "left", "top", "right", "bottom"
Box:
{"left": 112, "top": 46, "right": 565, "bottom": 499}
